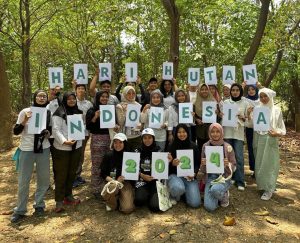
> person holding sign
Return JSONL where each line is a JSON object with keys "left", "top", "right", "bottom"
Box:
{"left": 194, "top": 84, "right": 215, "bottom": 152}
{"left": 159, "top": 79, "right": 176, "bottom": 108}
{"left": 141, "top": 89, "right": 168, "bottom": 151}
{"left": 51, "top": 92, "right": 83, "bottom": 213}
{"left": 222, "top": 84, "right": 231, "bottom": 101}
{"left": 244, "top": 84, "right": 260, "bottom": 176}
{"left": 252, "top": 88, "right": 286, "bottom": 200}
{"left": 86, "top": 90, "right": 120, "bottom": 199}
{"left": 167, "top": 124, "right": 201, "bottom": 208}
{"left": 11, "top": 90, "right": 52, "bottom": 223}
{"left": 117, "top": 86, "right": 142, "bottom": 150}
{"left": 222, "top": 83, "right": 249, "bottom": 191}
{"left": 168, "top": 89, "right": 191, "bottom": 143}
{"left": 141, "top": 77, "right": 159, "bottom": 109}
{"left": 198, "top": 123, "right": 236, "bottom": 212}
{"left": 134, "top": 128, "right": 162, "bottom": 212}
{"left": 100, "top": 133, "right": 135, "bottom": 213}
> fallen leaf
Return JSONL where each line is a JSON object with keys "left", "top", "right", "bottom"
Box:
{"left": 80, "top": 232, "right": 85, "bottom": 236}
{"left": 1, "top": 210, "right": 13, "bottom": 215}
{"left": 159, "top": 233, "right": 166, "bottom": 239}
{"left": 169, "top": 229, "right": 176, "bottom": 235}
{"left": 223, "top": 216, "right": 236, "bottom": 226}
{"left": 254, "top": 210, "right": 269, "bottom": 216}
{"left": 265, "top": 217, "right": 278, "bottom": 225}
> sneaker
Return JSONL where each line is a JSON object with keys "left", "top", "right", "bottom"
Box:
{"left": 231, "top": 180, "right": 236, "bottom": 185}
{"left": 77, "top": 176, "right": 86, "bottom": 185}
{"left": 33, "top": 207, "right": 44, "bottom": 217}
{"left": 220, "top": 191, "right": 230, "bottom": 207}
{"left": 63, "top": 196, "right": 81, "bottom": 205}
{"left": 11, "top": 213, "right": 25, "bottom": 223}
{"left": 72, "top": 179, "right": 81, "bottom": 188}
{"left": 261, "top": 191, "right": 273, "bottom": 201}
{"left": 170, "top": 199, "right": 177, "bottom": 205}
{"left": 106, "top": 205, "right": 112, "bottom": 211}
{"left": 237, "top": 186, "right": 245, "bottom": 191}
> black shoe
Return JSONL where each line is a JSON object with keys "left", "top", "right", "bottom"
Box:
{"left": 73, "top": 179, "right": 80, "bottom": 188}
{"left": 77, "top": 176, "right": 86, "bottom": 185}
{"left": 11, "top": 213, "right": 25, "bottom": 223}
{"left": 93, "top": 193, "right": 101, "bottom": 200}
{"left": 33, "top": 207, "right": 44, "bottom": 217}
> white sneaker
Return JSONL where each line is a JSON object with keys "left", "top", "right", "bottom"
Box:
{"left": 170, "top": 199, "right": 177, "bottom": 205}
{"left": 231, "top": 180, "right": 235, "bottom": 185}
{"left": 220, "top": 191, "right": 229, "bottom": 207}
{"left": 237, "top": 186, "right": 245, "bottom": 191}
{"left": 106, "top": 205, "right": 112, "bottom": 211}
{"left": 261, "top": 191, "right": 273, "bottom": 201}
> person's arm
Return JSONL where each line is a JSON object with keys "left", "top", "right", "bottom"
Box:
{"left": 89, "top": 68, "right": 99, "bottom": 97}
{"left": 115, "top": 83, "right": 123, "bottom": 101}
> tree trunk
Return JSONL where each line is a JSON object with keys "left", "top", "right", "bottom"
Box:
{"left": 161, "top": 0, "right": 180, "bottom": 78}
{"left": 243, "top": 0, "right": 270, "bottom": 65}
{"left": 264, "top": 49, "right": 283, "bottom": 87}
{"left": 0, "top": 51, "right": 13, "bottom": 151}
{"left": 291, "top": 53, "right": 300, "bottom": 132}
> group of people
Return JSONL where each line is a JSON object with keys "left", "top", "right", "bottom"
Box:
{"left": 10, "top": 70, "right": 286, "bottom": 223}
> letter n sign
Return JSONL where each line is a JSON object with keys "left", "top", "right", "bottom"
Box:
{"left": 67, "top": 114, "right": 85, "bottom": 140}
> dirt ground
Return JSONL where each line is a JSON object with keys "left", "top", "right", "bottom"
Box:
{"left": 0, "top": 129, "right": 299, "bottom": 243}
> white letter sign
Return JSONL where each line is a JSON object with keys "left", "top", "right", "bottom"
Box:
{"left": 67, "top": 114, "right": 85, "bottom": 140}
{"left": 28, "top": 107, "right": 47, "bottom": 134}
{"left": 125, "top": 104, "right": 141, "bottom": 127}
{"left": 222, "top": 65, "right": 235, "bottom": 84}
{"left": 243, "top": 64, "right": 258, "bottom": 85}
{"left": 253, "top": 107, "right": 270, "bottom": 132}
{"left": 188, "top": 68, "right": 200, "bottom": 86}
{"left": 205, "top": 146, "right": 224, "bottom": 174}
{"left": 99, "top": 63, "right": 112, "bottom": 81}
{"left": 125, "top": 63, "right": 138, "bottom": 82}
{"left": 204, "top": 66, "right": 217, "bottom": 85}
{"left": 179, "top": 103, "right": 193, "bottom": 124}
{"left": 122, "top": 152, "right": 140, "bottom": 180}
{"left": 222, "top": 103, "right": 238, "bottom": 127}
{"left": 149, "top": 107, "right": 164, "bottom": 129}
{"left": 100, "top": 105, "right": 116, "bottom": 128}
{"left": 176, "top": 150, "right": 194, "bottom": 177}
{"left": 151, "top": 152, "right": 169, "bottom": 180}
{"left": 202, "top": 101, "right": 217, "bottom": 123}
{"left": 162, "top": 62, "right": 173, "bottom": 80}
{"left": 48, "top": 67, "right": 63, "bottom": 88}
{"left": 74, "top": 64, "right": 88, "bottom": 84}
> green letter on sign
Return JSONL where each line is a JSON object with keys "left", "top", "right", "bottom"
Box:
{"left": 257, "top": 112, "right": 267, "bottom": 124}
{"left": 52, "top": 72, "right": 61, "bottom": 83}
{"left": 205, "top": 106, "right": 213, "bottom": 117}
{"left": 155, "top": 159, "right": 165, "bottom": 173}
{"left": 76, "top": 68, "right": 85, "bottom": 80}
{"left": 101, "top": 67, "right": 109, "bottom": 78}
{"left": 70, "top": 121, "right": 82, "bottom": 133}
{"left": 125, "top": 159, "right": 136, "bottom": 173}
{"left": 180, "top": 156, "right": 191, "bottom": 169}
{"left": 210, "top": 152, "right": 220, "bottom": 167}
{"left": 103, "top": 110, "right": 112, "bottom": 122}
{"left": 35, "top": 113, "right": 40, "bottom": 128}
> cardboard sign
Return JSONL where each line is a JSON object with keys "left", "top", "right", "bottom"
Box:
{"left": 162, "top": 62, "right": 173, "bottom": 80}
{"left": 125, "top": 63, "right": 138, "bottom": 82}
{"left": 222, "top": 65, "right": 235, "bottom": 84}
{"left": 176, "top": 150, "right": 194, "bottom": 177}
{"left": 188, "top": 68, "right": 200, "bottom": 86}
{"left": 48, "top": 67, "right": 63, "bottom": 88}
{"left": 74, "top": 64, "right": 88, "bottom": 84}
{"left": 253, "top": 107, "right": 270, "bottom": 132}
{"left": 99, "top": 105, "right": 116, "bottom": 128}
{"left": 121, "top": 152, "right": 140, "bottom": 180}
{"left": 204, "top": 66, "right": 217, "bottom": 85}
{"left": 27, "top": 107, "right": 47, "bottom": 134}
{"left": 149, "top": 107, "right": 164, "bottom": 129}
{"left": 125, "top": 104, "right": 141, "bottom": 127}
{"left": 179, "top": 103, "right": 193, "bottom": 124}
{"left": 243, "top": 64, "right": 258, "bottom": 85}
{"left": 202, "top": 101, "right": 217, "bottom": 123}
{"left": 222, "top": 103, "right": 238, "bottom": 127}
{"left": 99, "top": 63, "right": 112, "bottom": 81}
{"left": 151, "top": 152, "right": 169, "bottom": 180}
{"left": 67, "top": 114, "right": 85, "bottom": 140}
{"left": 205, "top": 146, "right": 224, "bottom": 174}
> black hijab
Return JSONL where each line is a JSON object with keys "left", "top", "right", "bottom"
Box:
{"left": 230, "top": 83, "right": 243, "bottom": 102}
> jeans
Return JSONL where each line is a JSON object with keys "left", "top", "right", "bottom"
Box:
{"left": 14, "top": 148, "right": 50, "bottom": 215}
{"left": 245, "top": 127, "right": 255, "bottom": 171}
{"left": 225, "top": 139, "right": 245, "bottom": 187}
{"left": 204, "top": 174, "right": 231, "bottom": 212}
{"left": 167, "top": 174, "right": 201, "bottom": 208}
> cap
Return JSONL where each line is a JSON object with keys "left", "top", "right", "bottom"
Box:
{"left": 113, "top": 133, "right": 127, "bottom": 142}
{"left": 142, "top": 128, "right": 155, "bottom": 137}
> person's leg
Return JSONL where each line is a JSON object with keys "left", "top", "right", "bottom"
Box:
{"left": 34, "top": 148, "right": 50, "bottom": 209}
{"left": 119, "top": 181, "right": 135, "bottom": 214}
{"left": 134, "top": 185, "right": 149, "bottom": 207}
{"left": 232, "top": 139, "right": 245, "bottom": 187}
{"left": 75, "top": 136, "right": 89, "bottom": 181}
{"left": 13, "top": 151, "right": 35, "bottom": 215}
{"left": 65, "top": 148, "right": 81, "bottom": 199}
{"left": 148, "top": 182, "right": 160, "bottom": 212}
{"left": 245, "top": 128, "right": 255, "bottom": 172}
{"left": 167, "top": 174, "right": 185, "bottom": 201}
{"left": 203, "top": 177, "right": 219, "bottom": 212}
{"left": 182, "top": 178, "right": 201, "bottom": 208}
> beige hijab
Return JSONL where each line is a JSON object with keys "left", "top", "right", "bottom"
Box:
{"left": 194, "top": 83, "right": 215, "bottom": 117}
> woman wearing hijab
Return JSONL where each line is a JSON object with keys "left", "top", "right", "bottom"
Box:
{"left": 198, "top": 123, "right": 236, "bottom": 212}
{"left": 252, "top": 88, "right": 286, "bottom": 200}
{"left": 168, "top": 89, "right": 191, "bottom": 143}
{"left": 194, "top": 84, "right": 215, "bottom": 152}
{"left": 167, "top": 124, "right": 201, "bottom": 208}
{"left": 11, "top": 90, "right": 51, "bottom": 223}
{"left": 100, "top": 133, "right": 135, "bottom": 213}
{"left": 141, "top": 89, "right": 168, "bottom": 151}
{"left": 86, "top": 90, "right": 119, "bottom": 199}
{"left": 245, "top": 85, "right": 260, "bottom": 175}
{"left": 52, "top": 92, "right": 83, "bottom": 212}
{"left": 116, "top": 86, "right": 142, "bottom": 150}
{"left": 222, "top": 84, "right": 249, "bottom": 191}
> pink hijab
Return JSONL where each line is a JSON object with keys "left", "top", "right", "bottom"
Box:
{"left": 208, "top": 123, "right": 224, "bottom": 146}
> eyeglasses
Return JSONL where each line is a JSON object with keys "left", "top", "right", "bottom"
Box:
{"left": 37, "top": 95, "right": 47, "bottom": 99}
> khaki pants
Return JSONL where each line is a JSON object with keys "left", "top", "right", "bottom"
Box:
{"left": 102, "top": 181, "right": 135, "bottom": 214}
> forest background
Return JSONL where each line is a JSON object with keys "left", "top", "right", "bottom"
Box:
{"left": 0, "top": 0, "right": 299, "bottom": 150}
